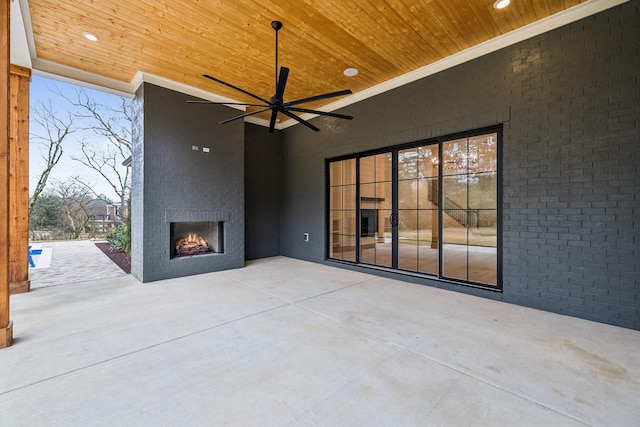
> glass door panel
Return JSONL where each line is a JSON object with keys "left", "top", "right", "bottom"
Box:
{"left": 468, "top": 172, "right": 497, "bottom": 210}
{"left": 398, "top": 180, "right": 419, "bottom": 272}
{"left": 329, "top": 161, "right": 342, "bottom": 185}
{"left": 442, "top": 176, "right": 468, "bottom": 209}
{"left": 398, "top": 180, "right": 418, "bottom": 209}
{"left": 377, "top": 181, "right": 393, "bottom": 209}
{"left": 442, "top": 174, "right": 468, "bottom": 281}
{"left": 398, "top": 209, "right": 418, "bottom": 271}
{"left": 467, "top": 133, "right": 498, "bottom": 174}
{"left": 343, "top": 158, "right": 356, "bottom": 185}
{"left": 329, "top": 210, "right": 342, "bottom": 259}
{"left": 416, "top": 145, "right": 438, "bottom": 178}
{"left": 343, "top": 185, "right": 356, "bottom": 210}
{"left": 360, "top": 183, "right": 376, "bottom": 206}
{"left": 398, "top": 149, "right": 418, "bottom": 180}
{"left": 329, "top": 159, "right": 357, "bottom": 262}
{"left": 359, "top": 156, "right": 375, "bottom": 183}
{"left": 397, "top": 145, "right": 438, "bottom": 273}
{"left": 442, "top": 137, "right": 471, "bottom": 281}
{"left": 441, "top": 134, "right": 498, "bottom": 285}
{"left": 469, "top": 246, "right": 497, "bottom": 285}
{"left": 418, "top": 178, "right": 438, "bottom": 209}
{"left": 417, "top": 209, "right": 438, "bottom": 275}
{"left": 359, "top": 153, "right": 392, "bottom": 268}
{"left": 418, "top": 244, "right": 439, "bottom": 275}
{"left": 442, "top": 206, "right": 468, "bottom": 281}
{"left": 342, "top": 210, "right": 357, "bottom": 262}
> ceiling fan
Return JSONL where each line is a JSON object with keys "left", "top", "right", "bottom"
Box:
{"left": 188, "top": 20, "right": 353, "bottom": 133}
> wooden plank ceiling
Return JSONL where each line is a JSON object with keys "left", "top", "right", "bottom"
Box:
{"left": 27, "top": 0, "right": 587, "bottom": 120}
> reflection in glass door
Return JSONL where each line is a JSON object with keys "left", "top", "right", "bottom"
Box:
{"left": 328, "top": 128, "right": 500, "bottom": 288}
{"left": 359, "top": 153, "right": 392, "bottom": 268}
{"left": 441, "top": 134, "right": 498, "bottom": 285}
{"left": 397, "top": 146, "right": 439, "bottom": 275}
{"left": 329, "top": 159, "right": 356, "bottom": 262}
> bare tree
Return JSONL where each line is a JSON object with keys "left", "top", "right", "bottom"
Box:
{"left": 61, "top": 88, "right": 132, "bottom": 218}
{"left": 51, "top": 178, "right": 93, "bottom": 239}
{"left": 29, "top": 101, "right": 76, "bottom": 211}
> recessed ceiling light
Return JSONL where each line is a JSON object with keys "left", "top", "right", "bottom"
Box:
{"left": 344, "top": 68, "right": 358, "bottom": 77}
{"left": 493, "top": 0, "right": 511, "bottom": 9}
{"left": 82, "top": 32, "right": 100, "bottom": 42}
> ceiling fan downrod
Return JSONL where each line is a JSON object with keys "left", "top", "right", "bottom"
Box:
{"left": 272, "top": 20, "right": 283, "bottom": 91}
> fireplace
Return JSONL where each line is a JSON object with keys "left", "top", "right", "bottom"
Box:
{"left": 170, "top": 221, "right": 224, "bottom": 259}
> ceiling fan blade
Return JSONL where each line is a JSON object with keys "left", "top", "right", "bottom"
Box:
{"left": 187, "top": 100, "right": 267, "bottom": 107}
{"left": 275, "top": 67, "right": 289, "bottom": 100}
{"left": 285, "top": 89, "right": 353, "bottom": 108}
{"left": 220, "top": 107, "right": 272, "bottom": 124}
{"left": 281, "top": 110, "right": 320, "bottom": 132}
{"left": 287, "top": 107, "right": 353, "bottom": 120}
{"left": 203, "top": 74, "right": 271, "bottom": 105}
{"left": 268, "top": 110, "right": 279, "bottom": 133}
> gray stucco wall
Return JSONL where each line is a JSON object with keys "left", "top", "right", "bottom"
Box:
{"left": 275, "top": 3, "right": 639, "bottom": 329}
{"left": 131, "top": 83, "right": 245, "bottom": 282}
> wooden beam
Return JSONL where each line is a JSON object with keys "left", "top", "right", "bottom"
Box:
{"left": 10, "top": 64, "right": 30, "bottom": 78}
{"left": 9, "top": 65, "right": 31, "bottom": 294}
{"left": 1, "top": 0, "right": 14, "bottom": 349}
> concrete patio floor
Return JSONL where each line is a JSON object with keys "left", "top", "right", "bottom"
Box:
{"left": 1, "top": 256, "right": 638, "bottom": 426}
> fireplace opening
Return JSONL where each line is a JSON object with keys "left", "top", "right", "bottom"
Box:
{"left": 170, "top": 221, "right": 224, "bottom": 259}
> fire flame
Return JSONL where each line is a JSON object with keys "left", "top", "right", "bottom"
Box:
{"left": 176, "top": 234, "right": 209, "bottom": 250}
{"left": 174, "top": 231, "right": 212, "bottom": 257}
{"left": 186, "top": 233, "right": 207, "bottom": 247}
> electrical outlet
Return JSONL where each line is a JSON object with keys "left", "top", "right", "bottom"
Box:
{"left": 303, "top": 233, "right": 309, "bottom": 242}
{"left": 191, "top": 145, "right": 199, "bottom": 151}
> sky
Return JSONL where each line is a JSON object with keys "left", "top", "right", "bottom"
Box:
{"left": 29, "top": 75, "right": 131, "bottom": 202}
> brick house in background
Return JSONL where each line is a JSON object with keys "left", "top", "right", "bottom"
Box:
{"left": 88, "top": 200, "right": 127, "bottom": 235}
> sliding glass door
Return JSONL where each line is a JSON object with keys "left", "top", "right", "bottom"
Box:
{"left": 328, "top": 128, "right": 500, "bottom": 289}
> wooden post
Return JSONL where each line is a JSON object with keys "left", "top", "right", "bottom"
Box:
{"left": 1, "top": 0, "right": 14, "bottom": 348}
{"left": 9, "top": 65, "right": 31, "bottom": 294}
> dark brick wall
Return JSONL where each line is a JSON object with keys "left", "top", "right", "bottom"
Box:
{"left": 131, "top": 83, "right": 245, "bottom": 282}
{"left": 244, "top": 124, "right": 282, "bottom": 259}
{"left": 276, "top": 3, "right": 639, "bottom": 329}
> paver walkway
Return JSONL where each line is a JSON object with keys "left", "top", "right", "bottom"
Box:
{"left": 29, "top": 240, "right": 128, "bottom": 288}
